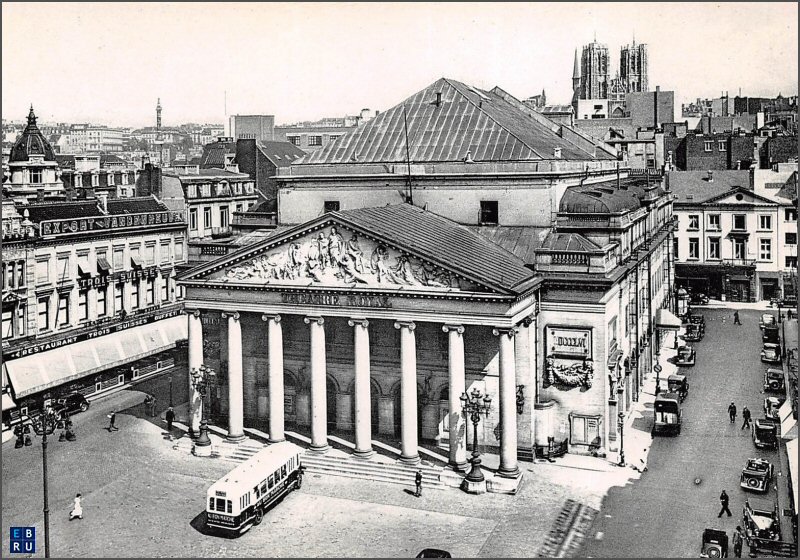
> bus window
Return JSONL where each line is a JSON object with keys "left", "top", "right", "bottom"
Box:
{"left": 209, "top": 498, "right": 215, "bottom": 511}
{"left": 269, "top": 474, "right": 275, "bottom": 489}
{"left": 227, "top": 500, "right": 232, "bottom": 514}
{"left": 261, "top": 482, "right": 267, "bottom": 494}
{"left": 254, "top": 486, "right": 260, "bottom": 499}
{"left": 281, "top": 465, "right": 287, "bottom": 478}
{"left": 216, "top": 498, "right": 225, "bottom": 511}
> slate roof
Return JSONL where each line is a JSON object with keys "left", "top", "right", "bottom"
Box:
{"left": 258, "top": 141, "right": 306, "bottom": 167}
{"left": 55, "top": 155, "right": 76, "bottom": 169}
{"left": 23, "top": 201, "right": 102, "bottom": 223}
{"left": 184, "top": 204, "right": 538, "bottom": 294}
{"left": 560, "top": 176, "right": 662, "bottom": 213}
{"left": 106, "top": 196, "right": 169, "bottom": 215}
{"left": 467, "top": 226, "right": 549, "bottom": 264}
{"left": 297, "top": 78, "right": 613, "bottom": 165}
{"left": 201, "top": 141, "right": 236, "bottom": 168}
{"left": 667, "top": 171, "right": 751, "bottom": 204}
{"left": 10, "top": 107, "right": 57, "bottom": 163}
{"left": 539, "top": 232, "right": 602, "bottom": 252}
{"left": 777, "top": 172, "right": 797, "bottom": 202}
{"left": 541, "top": 105, "right": 574, "bottom": 114}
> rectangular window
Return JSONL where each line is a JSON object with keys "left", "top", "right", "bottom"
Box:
{"left": 121, "top": 174, "right": 129, "bottom": 185}
{"left": 733, "top": 215, "right": 746, "bottom": 231}
{"left": 107, "top": 173, "right": 115, "bottom": 186}
{"left": 30, "top": 169, "right": 42, "bottom": 184}
{"left": 786, "top": 232, "right": 797, "bottom": 245}
{"left": 203, "top": 207, "right": 212, "bottom": 229}
{"left": 673, "top": 237, "right": 679, "bottom": 260}
{"left": 36, "top": 258, "right": 50, "bottom": 285}
{"left": 235, "top": 203, "right": 243, "bottom": 213}
{"left": 733, "top": 239, "right": 746, "bottom": 259}
{"left": 56, "top": 255, "right": 70, "bottom": 283}
{"left": 174, "top": 239, "right": 184, "bottom": 262}
{"left": 688, "top": 238, "right": 699, "bottom": 259}
{"left": 146, "top": 280, "right": 154, "bottom": 305}
{"left": 688, "top": 215, "right": 699, "bottom": 230}
{"left": 188, "top": 184, "right": 198, "bottom": 198}
{"left": 287, "top": 136, "right": 300, "bottom": 146}
{"left": 91, "top": 174, "right": 99, "bottom": 187}
{"left": 144, "top": 243, "right": 155, "bottom": 265}
{"left": 161, "top": 277, "right": 169, "bottom": 301}
{"left": 37, "top": 297, "right": 50, "bottom": 331}
{"left": 787, "top": 256, "right": 798, "bottom": 269}
{"left": 189, "top": 208, "right": 198, "bottom": 231}
{"left": 570, "top": 414, "right": 601, "bottom": 446}
{"left": 759, "top": 215, "right": 772, "bottom": 230}
{"left": 17, "top": 261, "right": 25, "bottom": 288}
{"left": 220, "top": 207, "right": 229, "bottom": 228}
{"left": 708, "top": 237, "right": 720, "bottom": 260}
{"left": 160, "top": 241, "right": 171, "bottom": 263}
{"left": 479, "top": 201, "right": 499, "bottom": 225}
{"left": 786, "top": 208, "right": 797, "bottom": 222}
{"left": 17, "top": 304, "right": 25, "bottom": 336}
{"left": 2, "top": 309, "right": 13, "bottom": 340}
{"left": 97, "top": 287, "right": 107, "bottom": 317}
{"left": 324, "top": 200, "right": 340, "bottom": 213}
{"left": 718, "top": 141, "right": 726, "bottom": 152}
{"left": 707, "top": 214, "right": 721, "bottom": 231}
{"left": 57, "top": 293, "right": 69, "bottom": 326}
{"left": 115, "top": 283, "right": 124, "bottom": 313}
{"left": 78, "top": 291, "right": 88, "bottom": 321}
{"left": 75, "top": 174, "right": 83, "bottom": 188}
{"left": 113, "top": 247, "right": 125, "bottom": 271}
{"left": 130, "top": 282, "right": 139, "bottom": 310}
{"left": 308, "top": 135, "right": 323, "bottom": 147}
{"left": 759, "top": 239, "right": 772, "bottom": 261}
{"left": 704, "top": 141, "right": 713, "bottom": 152}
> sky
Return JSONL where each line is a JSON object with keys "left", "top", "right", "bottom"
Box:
{"left": 2, "top": 2, "right": 798, "bottom": 127}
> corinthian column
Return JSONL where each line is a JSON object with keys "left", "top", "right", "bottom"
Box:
{"left": 224, "top": 311, "right": 245, "bottom": 442}
{"left": 349, "top": 318, "right": 374, "bottom": 458}
{"left": 305, "top": 316, "right": 330, "bottom": 453}
{"left": 493, "top": 327, "right": 520, "bottom": 478}
{"left": 262, "top": 314, "right": 284, "bottom": 443}
{"left": 395, "top": 321, "right": 420, "bottom": 465}
{"left": 442, "top": 324, "right": 468, "bottom": 472}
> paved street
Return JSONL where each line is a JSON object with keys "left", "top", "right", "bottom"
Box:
{"left": 578, "top": 307, "right": 789, "bottom": 558}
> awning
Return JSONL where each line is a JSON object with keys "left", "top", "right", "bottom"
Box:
{"left": 77, "top": 264, "right": 91, "bottom": 278}
{"left": 780, "top": 400, "right": 797, "bottom": 440}
{"left": 3, "top": 315, "right": 187, "bottom": 398}
{"left": 97, "top": 258, "right": 111, "bottom": 274}
{"left": 656, "top": 308, "right": 682, "bottom": 331}
{"left": 2, "top": 393, "right": 16, "bottom": 412}
{"left": 786, "top": 439, "right": 798, "bottom": 515}
{"left": 131, "top": 256, "right": 143, "bottom": 269}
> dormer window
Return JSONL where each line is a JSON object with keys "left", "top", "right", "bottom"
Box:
{"left": 30, "top": 169, "right": 42, "bottom": 184}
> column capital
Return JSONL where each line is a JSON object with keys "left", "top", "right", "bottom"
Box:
{"left": 184, "top": 308, "right": 202, "bottom": 318}
{"left": 442, "top": 324, "right": 465, "bottom": 334}
{"left": 348, "top": 318, "right": 369, "bottom": 328}
{"left": 394, "top": 320, "right": 416, "bottom": 331}
{"left": 261, "top": 313, "right": 282, "bottom": 323}
{"left": 304, "top": 316, "right": 324, "bottom": 326}
{"left": 492, "top": 327, "right": 518, "bottom": 338}
{"left": 519, "top": 314, "right": 535, "bottom": 328}
{"left": 221, "top": 311, "right": 240, "bottom": 321}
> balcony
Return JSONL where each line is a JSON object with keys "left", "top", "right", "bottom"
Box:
{"left": 721, "top": 258, "right": 756, "bottom": 267}
{"left": 232, "top": 211, "right": 278, "bottom": 229}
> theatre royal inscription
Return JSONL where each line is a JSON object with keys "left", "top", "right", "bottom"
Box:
{"left": 281, "top": 292, "right": 391, "bottom": 308}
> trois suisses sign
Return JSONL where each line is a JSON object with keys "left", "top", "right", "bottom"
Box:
{"left": 78, "top": 266, "right": 159, "bottom": 290}
{"left": 40, "top": 211, "right": 184, "bottom": 237}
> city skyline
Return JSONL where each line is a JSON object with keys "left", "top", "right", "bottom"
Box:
{"left": 3, "top": 3, "right": 797, "bottom": 127}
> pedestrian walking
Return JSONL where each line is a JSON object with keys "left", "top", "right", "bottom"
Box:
{"left": 165, "top": 407, "right": 175, "bottom": 432}
{"left": 69, "top": 493, "right": 83, "bottom": 520}
{"left": 732, "top": 525, "right": 744, "bottom": 557}
{"left": 414, "top": 470, "right": 423, "bottom": 497}
{"left": 733, "top": 310, "right": 741, "bottom": 325}
{"left": 741, "top": 407, "right": 752, "bottom": 430}
{"left": 144, "top": 394, "right": 156, "bottom": 417}
{"left": 107, "top": 410, "right": 118, "bottom": 431}
{"left": 718, "top": 490, "right": 732, "bottom": 517}
{"left": 728, "top": 402, "right": 737, "bottom": 423}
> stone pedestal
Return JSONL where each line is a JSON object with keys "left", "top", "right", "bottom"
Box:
{"left": 486, "top": 472, "right": 523, "bottom": 495}
{"left": 461, "top": 477, "right": 487, "bottom": 494}
{"left": 192, "top": 443, "right": 213, "bottom": 457}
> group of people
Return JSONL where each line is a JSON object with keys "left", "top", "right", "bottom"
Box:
{"left": 717, "top": 491, "right": 748, "bottom": 557}
{"left": 727, "top": 402, "right": 752, "bottom": 430}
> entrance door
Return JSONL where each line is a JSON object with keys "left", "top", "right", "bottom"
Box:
{"left": 761, "top": 280, "right": 778, "bottom": 302}
{"left": 730, "top": 280, "right": 750, "bottom": 302}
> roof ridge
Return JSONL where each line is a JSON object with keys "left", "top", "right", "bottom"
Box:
{"left": 442, "top": 78, "right": 544, "bottom": 159}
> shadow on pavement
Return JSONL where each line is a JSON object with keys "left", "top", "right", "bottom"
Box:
{"left": 189, "top": 511, "right": 236, "bottom": 538}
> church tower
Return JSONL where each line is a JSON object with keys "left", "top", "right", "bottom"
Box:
{"left": 156, "top": 98, "right": 162, "bottom": 130}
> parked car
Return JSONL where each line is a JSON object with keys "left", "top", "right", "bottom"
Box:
{"left": 771, "top": 294, "right": 798, "bottom": 309}
{"left": 752, "top": 418, "right": 779, "bottom": 450}
{"left": 742, "top": 499, "right": 781, "bottom": 549}
{"left": 763, "top": 396, "right": 785, "bottom": 421}
{"left": 760, "top": 344, "right": 782, "bottom": 364}
{"left": 763, "top": 368, "right": 785, "bottom": 392}
{"left": 684, "top": 324, "right": 703, "bottom": 342}
{"left": 740, "top": 458, "right": 774, "bottom": 493}
{"left": 700, "top": 529, "right": 728, "bottom": 558}
{"left": 415, "top": 550, "right": 452, "bottom": 558}
{"left": 51, "top": 393, "right": 90, "bottom": 416}
{"left": 652, "top": 393, "right": 682, "bottom": 435}
{"left": 759, "top": 313, "right": 777, "bottom": 330}
{"left": 763, "top": 325, "right": 780, "bottom": 344}
{"left": 690, "top": 292, "right": 710, "bottom": 305}
{"left": 675, "top": 345, "right": 696, "bottom": 366}
{"left": 688, "top": 314, "right": 706, "bottom": 333}
{"left": 667, "top": 374, "right": 689, "bottom": 402}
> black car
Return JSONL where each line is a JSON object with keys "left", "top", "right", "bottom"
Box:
{"left": 52, "top": 393, "right": 90, "bottom": 415}
{"left": 415, "top": 550, "right": 452, "bottom": 558}
{"left": 740, "top": 458, "right": 774, "bottom": 493}
{"left": 690, "top": 292, "right": 710, "bottom": 305}
{"left": 687, "top": 314, "right": 706, "bottom": 334}
{"left": 684, "top": 324, "right": 703, "bottom": 342}
{"left": 763, "top": 368, "right": 785, "bottom": 392}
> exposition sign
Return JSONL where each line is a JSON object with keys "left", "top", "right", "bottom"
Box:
{"left": 40, "top": 211, "right": 184, "bottom": 237}
{"left": 545, "top": 326, "right": 592, "bottom": 359}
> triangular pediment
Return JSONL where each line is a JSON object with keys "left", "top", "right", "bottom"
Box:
{"left": 704, "top": 187, "right": 779, "bottom": 206}
{"left": 183, "top": 217, "right": 503, "bottom": 294}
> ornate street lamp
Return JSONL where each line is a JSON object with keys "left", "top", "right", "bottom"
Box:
{"left": 617, "top": 411, "right": 626, "bottom": 467}
{"left": 654, "top": 352, "right": 662, "bottom": 396}
{"left": 14, "top": 404, "right": 75, "bottom": 558}
{"left": 460, "top": 387, "right": 492, "bottom": 485}
{"left": 190, "top": 364, "right": 216, "bottom": 449}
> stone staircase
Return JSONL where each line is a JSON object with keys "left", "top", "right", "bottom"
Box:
{"left": 300, "top": 452, "right": 446, "bottom": 489}
{"left": 170, "top": 432, "right": 265, "bottom": 462}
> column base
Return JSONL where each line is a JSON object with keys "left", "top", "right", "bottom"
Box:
{"left": 268, "top": 437, "right": 286, "bottom": 444}
{"left": 440, "top": 468, "right": 467, "bottom": 488}
{"left": 308, "top": 443, "right": 331, "bottom": 455}
{"left": 461, "top": 478, "right": 487, "bottom": 494}
{"left": 448, "top": 460, "right": 470, "bottom": 473}
{"left": 399, "top": 453, "right": 421, "bottom": 465}
{"left": 353, "top": 448, "right": 375, "bottom": 459}
{"left": 486, "top": 471, "right": 523, "bottom": 495}
{"left": 226, "top": 433, "right": 246, "bottom": 444}
{"left": 497, "top": 465, "right": 521, "bottom": 478}
{"left": 192, "top": 443, "right": 213, "bottom": 457}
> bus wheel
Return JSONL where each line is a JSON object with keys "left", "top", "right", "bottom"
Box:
{"left": 296, "top": 473, "right": 303, "bottom": 489}
{"left": 253, "top": 509, "right": 263, "bottom": 526}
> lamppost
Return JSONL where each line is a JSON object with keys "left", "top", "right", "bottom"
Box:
{"left": 190, "top": 364, "right": 216, "bottom": 450}
{"left": 460, "top": 387, "right": 492, "bottom": 486}
{"left": 654, "top": 352, "right": 662, "bottom": 396}
{"left": 168, "top": 375, "right": 173, "bottom": 408}
{"left": 617, "top": 411, "right": 626, "bottom": 467}
{"left": 14, "top": 404, "right": 75, "bottom": 558}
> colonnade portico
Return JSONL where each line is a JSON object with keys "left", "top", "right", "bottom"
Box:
{"left": 186, "top": 308, "right": 523, "bottom": 480}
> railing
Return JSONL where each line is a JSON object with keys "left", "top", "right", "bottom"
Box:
{"left": 722, "top": 258, "right": 757, "bottom": 267}
{"left": 550, "top": 253, "right": 591, "bottom": 266}
{"left": 232, "top": 211, "right": 278, "bottom": 228}
{"left": 628, "top": 168, "right": 664, "bottom": 177}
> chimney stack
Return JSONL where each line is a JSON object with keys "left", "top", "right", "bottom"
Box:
{"left": 37, "top": 189, "right": 45, "bottom": 203}
{"left": 434, "top": 92, "right": 442, "bottom": 107}
{"left": 654, "top": 85, "right": 660, "bottom": 130}
{"left": 98, "top": 193, "right": 108, "bottom": 213}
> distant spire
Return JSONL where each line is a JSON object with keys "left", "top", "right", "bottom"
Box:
{"left": 27, "top": 105, "right": 37, "bottom": 126}
{"left": 572, "top": 48, "right": 580, "bottom": 80}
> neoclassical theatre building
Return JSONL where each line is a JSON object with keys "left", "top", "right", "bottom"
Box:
{"left": 177, "top": 78, "right": 677, "bottom": 492}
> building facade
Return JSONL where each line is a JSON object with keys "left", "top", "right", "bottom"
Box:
{"left": 2, "top": 195, "right": 187, "bottom": 430}
{"left": 5, "top": 108, "right": 63, "bottom": 202}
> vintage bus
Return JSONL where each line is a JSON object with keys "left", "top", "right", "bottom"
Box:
{"left": 205, "top": 441, "right": 304, "bottom": 534}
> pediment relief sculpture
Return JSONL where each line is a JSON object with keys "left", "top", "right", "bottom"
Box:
{"left": 217, "top": 226, "right": 482, "bottom": 291}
